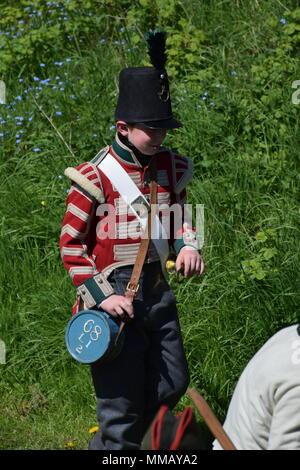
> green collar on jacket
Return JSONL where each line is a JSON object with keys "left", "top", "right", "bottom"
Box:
{"left": 112, "top": 133, "right": 166, "bottom": 167}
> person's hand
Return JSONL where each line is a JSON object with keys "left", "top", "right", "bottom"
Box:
{"left": 175, "top": 246, "right": 205, "bottom": 278}
{"left": 100, "top": 295, "right": 134, "bottom": 320}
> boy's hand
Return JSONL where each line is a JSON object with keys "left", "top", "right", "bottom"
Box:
{"left": 99, "top": 295, "right": 134, "bottom": 320}
{"left": 175, "top": 246, "right": 205, "bottom": 278}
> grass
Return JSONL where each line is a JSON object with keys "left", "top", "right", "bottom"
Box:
{"left": 1, "top": 0, "right": 300, "bottom": 449}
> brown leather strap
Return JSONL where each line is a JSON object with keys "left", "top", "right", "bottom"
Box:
{"left": 124, "top": 159, "right": 157, "bottom": 302}
{"left": 115, "top": 160, "right": 157, "bottom": 340}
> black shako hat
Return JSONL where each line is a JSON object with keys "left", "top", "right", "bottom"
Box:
{"left": 115, "top": 30, "right": 182, "bottom": 130}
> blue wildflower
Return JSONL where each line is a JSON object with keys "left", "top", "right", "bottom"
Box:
{"left": 110, "top": 125, "right": 116, "bottom": 130}
{"left": 40, "top": 63, "right": 46, "bottom": 67}
{"left": 56, "top": 111, "right": 63, "bottom": 116}
{"left": 66, "top": 58, "right": 71, "bottom": 62}
{"left": 231, "top": 71, "right": 237, "bottom": 75}
{"left": 280, "top": 18, "right": 287, "bottom": 24}
{"left": 33, "top": 148, "right": 41, "bottom": 152}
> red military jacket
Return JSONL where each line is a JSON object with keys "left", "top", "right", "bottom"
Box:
{"left": 60, "top": 133, "right": 198, "bottom": 314}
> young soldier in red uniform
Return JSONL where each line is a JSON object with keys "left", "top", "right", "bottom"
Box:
{"left": 60, "top": 31, "right": 204, "bottom": 450}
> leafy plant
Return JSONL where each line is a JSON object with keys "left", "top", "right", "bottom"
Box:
{"left": 239, "top": 230, "right": 279, "bottom": 282}
{"left": 125, "top": 0, "right": 206, "bottom": 79}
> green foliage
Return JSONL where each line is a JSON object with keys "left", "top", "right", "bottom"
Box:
{"left": 1, "top": 0, "right": 300, "bottom": 450}
{"left": 126, "top": 0, "right": 206, "bottom": 79}
{"left": 0, "top": 0, "right": 133, "bottom": 77}
{"left": 239, "top": 230, "right": 279, "bottom": 282}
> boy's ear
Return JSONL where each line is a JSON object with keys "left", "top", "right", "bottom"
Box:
{"left": 116, "top": 121, "right": 129, "bottom": 135}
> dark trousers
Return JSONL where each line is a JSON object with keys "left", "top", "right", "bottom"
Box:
{"left": 89, "top": 262, "right": 190, "bottom": 450}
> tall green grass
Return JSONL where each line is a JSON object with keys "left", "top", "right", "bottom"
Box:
{"left": 1, "top": 0, "right": 300, "bottom": 449}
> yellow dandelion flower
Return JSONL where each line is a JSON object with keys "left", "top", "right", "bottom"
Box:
{"left": 40, "top": 200, "right": 46, "bottom": 206}
{"left": 166, "top": 259, "right": 176, "bottom": 274}
{"left": 88, "top": 426, "right": 99, "bottom": 434}
{"left": 65, "top": 441, "right": 75, "bottom": 448}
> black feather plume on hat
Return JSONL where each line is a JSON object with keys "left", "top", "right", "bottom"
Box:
{"left": 145, "top": 30, "right": 167, "bottom": 71}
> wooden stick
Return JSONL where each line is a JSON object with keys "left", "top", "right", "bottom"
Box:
{"left": 188, "top": 387, "right": 236, "bottom": 450}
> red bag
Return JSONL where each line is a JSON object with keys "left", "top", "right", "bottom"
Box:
{"left": 142, "top": 405, "right": 207, "bottom": 450}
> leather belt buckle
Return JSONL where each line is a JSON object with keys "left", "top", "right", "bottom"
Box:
{"left": 126, "top": 281, "right": 139, "bottom": 294}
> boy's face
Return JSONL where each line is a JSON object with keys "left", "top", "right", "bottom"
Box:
{"left": 116, "top": 121, "right": 167, "bottom": 156}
